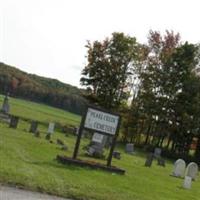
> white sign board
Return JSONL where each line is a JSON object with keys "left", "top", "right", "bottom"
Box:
{"left": 92, "top": 132, "right": 104, "bottom": 143}
{"left": 84, "top": 108, "right": 119, "bottom": 135}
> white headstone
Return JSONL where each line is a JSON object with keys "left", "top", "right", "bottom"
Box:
{"left": 183, "top": 176, "right": 192, "bottom": 189}
{"left": 172, "top": 159, "right": 186, "bottom": 177}
{"left": 185, "top": 162, "right": 198, "bottom": 180}
{"left": 75, "top": 127, "right": 79, "bottom": 135}
{"left": 47, "top": 122, "right": 55, "bottom": 134}
{"left": 92, "top": 132, "right": 104, "bottom": 144}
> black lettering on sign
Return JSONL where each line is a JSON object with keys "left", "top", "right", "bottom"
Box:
{"left": 90, "top": 111, "right": 96, "bottom": 117}
{"left": 93, "top": 122, "right": 115, "bottom": 134}
{"left": 103, "top": 115, "right": 116, "bottom": 123}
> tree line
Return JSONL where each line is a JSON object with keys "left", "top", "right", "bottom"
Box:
{"left": 0, "top": 63, "right": 87, "bottom": 115}
{"left": 80, "top": 30, "right": 200, "bottom": 163}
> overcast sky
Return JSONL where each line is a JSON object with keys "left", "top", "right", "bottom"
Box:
{"left": 1, "top": 0, "right": 200, "bottom": 87}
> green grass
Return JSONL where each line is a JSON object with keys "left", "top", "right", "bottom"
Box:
{"left": 0, "top": 96, "right": 200, "bottom": 200}
{"left": 0, "top": 95, "right": 81, "bottom": 126}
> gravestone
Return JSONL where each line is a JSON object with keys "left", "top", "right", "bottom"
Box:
{"left": 154, "top": 148, "right": 162, "bottom": 158}
{"left": 29, "top": 121, "right": 38, "bottom": 133}
{"left": 125, "top": 143, "right": 134, "bottom": 154}
{"left": 45, "top": 133, "right": 51, "bottom": 140}
{"left": 47, "top": 122, "right": 55, "bottom": 134}
{"left": 91, "top": 132, "right": 108, "bottom": 147}
{"left": 172, "top": 159, "right": 186, "bottom": 178}
{"left": 183, "top": 176, "right": 192, "bottom": 189}
{"left": 145, "top": 153, "right": 154, "bottom": 167}
{"left": 86, "top": 132, "right": 108, "bottom": 158}
{"left": 75, "top": 127, "right": 79, "bottom": 135}
{"left": 113, "top": 151, "right": 121, "bottom": 160}
{"left": 57, "top": 139, "right": 65, "bottom": 146}
{"left": 1, "top": 95, "right": 10, "bottom": 114}
{"left": 45, "top": 123, "right": 55, "bottom": 140}
{"left": 62, "top": 125, "right": 76, "bottom": 135}
{"left": 34, "top": 131, "right": 40, "bottom": 137}
{"left": 157, "top": 157, "right": 165, "bottom": 167}
{"left": 185, "top": 162, "right": 198, "bottom": 180}
{"left": 87, "top": 146, "right": 96, "bottom": 155}
{"left": 61, "top": 145, "right": 68, "bottom": 151}
{"left": 87, "top": 143, "right": 104, "bottom": 158}
{"left": 9, "top": 116, "right": 19, "bottom": 128}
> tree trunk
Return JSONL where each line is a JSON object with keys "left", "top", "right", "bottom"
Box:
{"left": 159, "top": 135, "right": 165, "bottom": 147}
{"left": 144, "top": 121, "right": 152, "bottom": 145}
{"left": 195, "top": 136, "right": 200, "bottom": 163}
{"left": 166, "top": 137, "right": 171, "bottom": 149}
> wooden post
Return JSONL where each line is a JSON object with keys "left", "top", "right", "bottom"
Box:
{"left": 107, "top": 116, "right": 121, "bottom": 167}
{"left": 72, "top": 112, "right": 86, "bottom": 159}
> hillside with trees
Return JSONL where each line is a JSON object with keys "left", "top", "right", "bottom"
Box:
{"left": 0, "top": 62, "right": 87, "bottom": 114}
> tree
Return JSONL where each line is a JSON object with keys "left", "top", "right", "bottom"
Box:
{"left": 128, "top": 31, "right": 200, "bottom": 157}
{"left": 130, "top": 30, "right": 181, "bottom": 145}
{"left": 80, "top": 32, "right": 138, "bottom": 110}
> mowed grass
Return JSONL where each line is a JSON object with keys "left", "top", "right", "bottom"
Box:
{"left": 0, "top": 97, "right": 200, "bottom": 200}
{"left": 0, "top": 95, "right": 81, "bottom": 126}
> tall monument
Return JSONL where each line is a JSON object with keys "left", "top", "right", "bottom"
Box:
{"left": 1, "top": 94, "right": 10, "bottom": 114}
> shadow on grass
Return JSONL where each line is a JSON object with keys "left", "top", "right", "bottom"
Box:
{"left": 22, "top": 158, "right": 92, "bottom": 172}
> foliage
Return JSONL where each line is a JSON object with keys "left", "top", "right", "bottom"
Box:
{"left": 125, "top": 31, "right": 200, "bottom": 162}
{"left": 80, "top": 32, "right": 138, "bottom": 110}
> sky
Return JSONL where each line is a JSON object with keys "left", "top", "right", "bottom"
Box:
{"left": 1, "top": 0, "right": 200, "bottom": 87}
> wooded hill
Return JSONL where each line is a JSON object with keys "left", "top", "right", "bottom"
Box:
{"left": 0, "top": 62, "right": 87, "bottom": 114}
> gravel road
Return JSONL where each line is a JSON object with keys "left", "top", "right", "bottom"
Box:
{"left": 0, "top": 186, "right": 71, "bottom": 200}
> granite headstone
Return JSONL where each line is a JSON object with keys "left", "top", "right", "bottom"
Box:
{"left": 185, "top": 162, "right": 198, "bottom": 180}
{"left": 145, "top": 153, "right": 154, "bottom": 167}
{"left": 154, "top": 148, "right": 162, "bottom": 158}
{"left": 172, "top": 159, "right": 186, "bottom": 178}
{"left": 9, "top": 116, "right": 19, "bottom": 129}
{"left": 29, "top": 121, "right": 38, "bottom": 133}
{"left": 125, "top": 143, "right": 134, "bottom": 154}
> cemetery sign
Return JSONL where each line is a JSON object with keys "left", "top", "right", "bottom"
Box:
{"left": 84, "top": 108, "right": 119, "bottom": 135}
{"left": 73, "top": 106, "right": 121, "bottom": 167}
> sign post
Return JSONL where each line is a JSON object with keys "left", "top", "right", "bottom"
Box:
{"left": 106, "top": 116, "right": 121, "bottom": 166}
{"left": 72, "top": 112, "right": 87, "bottom": 159}
{"left": 72, "top": 106, "right": 121, "bottom": 167}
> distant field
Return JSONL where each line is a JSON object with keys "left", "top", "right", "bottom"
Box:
{"left": 0, "top": 95, "right": 81, "bottom": 126}
{"left": 0, "top": 96, "right": 200, "bottom": 200}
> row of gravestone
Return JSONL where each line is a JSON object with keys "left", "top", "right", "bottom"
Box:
{"left": 8, "top": 116, "right": 113, "bottom": 158}
{"left": 9, "top": 115, "right": 55, "bottom": 138}
{"left": 9, "top": 115, "right": 71, "bottom": 152}
{"left": 125, "top": 145, "right": 163, "bottom": 158}
{"left": 126, "top": 146, "right": 166, "bottom": 168}
{"left": 172, "top": 159, "right": 198, "bottom": 181}
{"left": 172, "top": 159, "right": 199, "bottom": 189}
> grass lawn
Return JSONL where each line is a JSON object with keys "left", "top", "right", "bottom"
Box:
{"left": 0, "top": 96, "right": 200, "bottom": 200}
{"left": 0, "top": 95, "right": 81, "bottom": 126}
